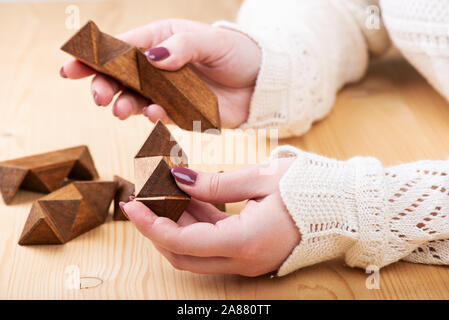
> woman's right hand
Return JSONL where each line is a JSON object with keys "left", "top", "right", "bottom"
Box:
{"left": 60, "top": 19, "right": 262, "bottom": 129}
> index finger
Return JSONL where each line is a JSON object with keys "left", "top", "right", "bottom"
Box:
{"left": 123, "top": 200, "right": 244, "bottom": 258}
{"left": 61, "top": 58, "right": 96, "bottom": 79}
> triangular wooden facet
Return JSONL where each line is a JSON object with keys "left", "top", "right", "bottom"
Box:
{"left": 68, "top": 200, "right": 102, "bottom": 240}
{"left": 102, "top": 47, "right": 140, "bottom": 91}
{"left": 73, "top": 181, "right": 117, "bottom": 223}
{"left": 139, "top": 197, "right": 189, "bottom": 222}
{"left": 98, "top": 32, "right": 134, "bottom": 65}
{"left": 68, "top": 146, "right": 99, "bottom": 180}
{"left": 21, "top": 170, "right": 52, "bottom": 193}
{"left": 41, "top": 183, "right": 83, "bottom": 201}
{"left": 136, "top": 51, "right": 220, "bottom": 132}
{"left": 137, "top": 159, "right": 188, "bottom": 198}
{"left": 135, "top": 120, "right": 187, "bottom": 158}
{"left": 153, "top": 55, "right": 220, "bottom": 130}
{"left": 61, "top": 20, "right": 100, "bottom": 65}
{"left": 0, "top": 166, "right": 28, "bottom": 204}
{"left": 39, "top": 199, "right": 80, "bottom": 242}
{"left": 19, "top": 203, "right": 62, "bottom": 245}
{"left": 134, "top": 156, "right": 162, "bottom": 197}
{"left": 33, "top": 161, "right": 75, "bottom": 192}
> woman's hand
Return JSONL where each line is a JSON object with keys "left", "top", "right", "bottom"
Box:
{"left": 60, "top": 19, "right": 262, "bottom": 128}
{"left": 120, "top": 158, "right": 301, "bottom": 277}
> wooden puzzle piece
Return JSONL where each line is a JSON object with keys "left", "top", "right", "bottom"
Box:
{"left": 134, "top": 121, "right": 190, "bottom": 221}
{"left": 138, "top": 196, "right": 190, "bottom": 222}
{"left": 213, "top": 203, "right": 226, "bottom": 212}
{"left": 113, "top": 175, "right": 135, "bottom": 221}
{"left": 0, "top": 146, "right": 98, "bottom": 204}
{"left": 18, "top": 181, "right": 117, "bottom": 245}
{"left": 61, "top": 20, "right": 220, "bottom": 132}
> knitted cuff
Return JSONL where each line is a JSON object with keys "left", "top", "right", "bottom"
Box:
{"left": 271, "top": 146, "right": 387, "bottom": 275}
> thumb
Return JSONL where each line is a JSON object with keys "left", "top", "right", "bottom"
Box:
{"left": 143, "top": 30, "right": 226, "bottom": 71}
{"left": 170, "top": 165, "right": 271, "bottom": 203}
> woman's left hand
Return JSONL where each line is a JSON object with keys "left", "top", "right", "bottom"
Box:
{"left": 121, "top": 158, "right": 300, "bottom": 277}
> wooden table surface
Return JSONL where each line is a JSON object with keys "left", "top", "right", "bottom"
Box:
{"left": 1, "top": 0, "right": 449, "bottom": 300}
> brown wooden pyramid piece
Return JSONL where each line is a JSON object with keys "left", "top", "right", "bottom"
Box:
{"left": 113, "top": 175, "right": 135, "bottom": 221}
{"left": 18, "top": 181, "right": 117, "bottom": 245}
{"left": 61, "top": 20, "right": 220, "bottom": 132}
{"left": 134, "top": 121, "right": 190, "bottom": 221}
{"left": 0, "top": 145, "right": 99, "bottom": 204}
{"left": 139, "top": 197, "right": 191, "bottom": 222}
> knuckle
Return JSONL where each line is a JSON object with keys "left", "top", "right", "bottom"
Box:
{"left": 238, "top": 238, "right": 263, "bottom": 260}
{"left": 208, "top": 173, "right": 221, "bottom": 201}
{"left": 169, "top": 255, "right": 185, "bottom": 271}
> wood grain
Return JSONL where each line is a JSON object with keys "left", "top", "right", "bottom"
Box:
{"left": 61, "top": 21, "right": 220, "bottom": 132}
{"left": 2, "top": 0, "right": 449, "bottom": 300}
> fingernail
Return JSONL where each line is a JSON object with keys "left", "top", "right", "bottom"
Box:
{"left": 144, "top": 47, "right": 170, "bottom": 61}
{"left": 60, "top": 67, "right": 67, "bottom": 78}
{"left": 93, "top": 91, "right": 101, "bottom": 106}
{"left": 171, "top": 167, "right": 197, "bottom": 185}
{"left": 129, "top": 195, "right": 135, "bottom": 201}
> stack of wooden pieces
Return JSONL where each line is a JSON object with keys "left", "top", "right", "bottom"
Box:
{"left": 134, "top": 120, "right": 190, "bottom": 222}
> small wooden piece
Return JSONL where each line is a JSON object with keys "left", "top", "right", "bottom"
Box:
{"left": 61, "top": 20, "right": 220, "bottom": 132}
{"left": 113, "top": 175, "right": 135, "bottom": 221}
{"left": 18, "top": 181, "right": 117, "bottom": 245}
{"left": 134, "top": 120, "right": 190, "bottom": 222}
{"left": 0, "top": 146, "right": 98, "bottom": 204}
{"left": 213, "top": 203, "right": 226, "bottom": 212}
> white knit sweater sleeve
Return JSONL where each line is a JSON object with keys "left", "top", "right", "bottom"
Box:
{"left": 214, "top": 0, "right": 390, "bottom": 138}
{"left": 271, "top": 146, "right": 449, "bottom": 276}
{"left": 380, "top": 0, "right": 449, "bottom": 103}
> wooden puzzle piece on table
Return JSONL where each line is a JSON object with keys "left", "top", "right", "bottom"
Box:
{"left": 134, "top": 120, "right": 190, "bottom": 222}
{"left": 18, "top": 181, "right": 117, "bottom": 245}
{"left": 113, "top": 175, "right": 135, "bottom": 221}
{"left": 0, "top": 146, "right": 98, "bottom": 204}
{"left": 61, "top": 20, "right": 220, "bottom": 132}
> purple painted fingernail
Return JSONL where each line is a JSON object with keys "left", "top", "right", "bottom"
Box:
{"left": 171, "top": 167, "right": 198, "bottom": 185}
{"left": 60, "top": 67, "right": 67, "bottom": 78}
{"left": 144, "top": 47, "right": 170, "bottom": 61}
{"left": 93, "top": 91, "right": 101, "bottom": 106}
